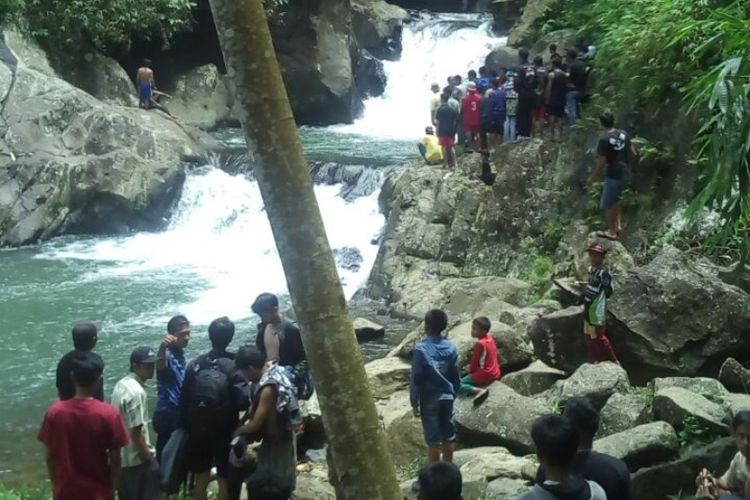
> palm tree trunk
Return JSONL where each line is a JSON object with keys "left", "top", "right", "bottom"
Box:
{"left": 206, "top": 1, "right": 402, "bottom": 498}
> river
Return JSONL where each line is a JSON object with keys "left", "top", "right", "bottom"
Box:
{"left": 0, "top": 12, "right": 501, "bottom": 482}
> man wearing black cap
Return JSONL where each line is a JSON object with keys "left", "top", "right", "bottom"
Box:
{"left": 112, "top": 346, "right": 159, "bottom": 500}
{"left": 39, "top": 351, "right": 129, "bottom": 500}
{"left": 56, "top": 321, "right": 104, "bottom": 401}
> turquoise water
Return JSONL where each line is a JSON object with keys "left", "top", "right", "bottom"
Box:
{"left": 0, "top": 128, "right": 413, "bottom": 483}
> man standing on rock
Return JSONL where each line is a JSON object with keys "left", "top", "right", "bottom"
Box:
{"left": 435, "top": 93, "right": 459, "bottom": 169}
{"left": 589, "top": 112, "right": 638, "bottom": 241}
{"left": 430, "top": 82, "right": 442, "bottom": 126}
{"left": 136, "top": 59, "right": 156, "bottom": 110}
{"left": 56, "top": 321, "right": 104, "bottom": 401}
{"left": 582, "top": 243, "right": 619, "bottom": 364}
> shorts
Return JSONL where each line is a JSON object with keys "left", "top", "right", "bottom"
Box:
{"left": 464, "top": 123, "right": 480, "bottom": 137}
{"left": 438, "top": 135, "right": 455, "bottom": 147}
{"left": 601, "top": 177, "right": 623, "bottom": 208}
{"left": 488, "top": 118, "right": 504, "bottom": 134}
{"left": 186, "top": 429, "right": 232, "bottom": 478}
{"left": 547, "top": 103, "right": 565, "bottom": 119}
{"left": 420, "top": 398, "right": 456, "bottom": 446}
{"left": 119, "top": 462, "right": 160, "bottom": 500}
{"left": 533, "top": 106, "right": 547, "bottom": 120}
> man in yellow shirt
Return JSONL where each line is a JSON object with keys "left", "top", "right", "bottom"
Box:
{"left": 418, "top": 126, "right": 444, "bottom": 165}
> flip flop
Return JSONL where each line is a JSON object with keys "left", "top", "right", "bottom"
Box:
{"left": 596, "top": 231, "right": 619, "bottom": 241}
{"left": 473, "top": 388, "right": 490, "bottom": 407}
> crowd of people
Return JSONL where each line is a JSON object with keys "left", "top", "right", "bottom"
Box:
{"left": 41, "top": 293, "right": 309, "bottom": 500}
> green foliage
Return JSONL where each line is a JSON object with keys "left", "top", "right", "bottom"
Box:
{"left": 0, "top": 484, "right": 48, "bottom": 500}
{"left": 678, "top": 414, "right": 719, "bottom": 449}
{"left": 632, "top": 386, "right": 655, "bottom": 405}
{"left": 518, "top": 237, "right": 554, "bottom": 301}
{"left": 21, "top": 0, "right": 195, "bottom": 49}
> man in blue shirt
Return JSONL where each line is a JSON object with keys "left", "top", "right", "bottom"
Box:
{"left": 410, "top": 309, "right": 460, "bottom": 464}
{"left": 153, "top": 315, "right": 190, "bottom": 461}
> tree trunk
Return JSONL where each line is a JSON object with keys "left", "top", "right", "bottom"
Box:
{"left": 206, "top": 1, "right": 402, "bottom": 498}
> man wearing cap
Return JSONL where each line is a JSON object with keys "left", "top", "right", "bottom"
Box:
{"left": 112, "top": 346, "right": 160, "bottom": 500}
{"left": 582, "top": 244, "right": 619, "bottom": 364}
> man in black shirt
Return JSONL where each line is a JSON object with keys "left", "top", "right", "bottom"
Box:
{"left": 589, "top": 112, "right": 638, "bottom": 241}
{"left": 566, "top": 49, "right": 588, "bottom": 126}
{"left": 55, "top": 321, "right": 104, "bottom": 401}
{"left": 537, "top": 397, "right": 632, "bottom": 500}
{"left": 434, "top": 93, "right": 459, "bottom": 168}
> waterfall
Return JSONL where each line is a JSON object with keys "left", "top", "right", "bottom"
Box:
{"left": 332, "top": 12, "right": 505, "bottom": 140}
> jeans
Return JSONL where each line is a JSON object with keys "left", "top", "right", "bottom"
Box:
{"left": 504, "top": 116, "right": 517, "bottom": 142}
{"left": 566, "top": 90, "right": 583, "bottom": 126}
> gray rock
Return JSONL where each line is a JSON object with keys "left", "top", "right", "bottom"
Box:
{"left": 293, "top": 463, "right": 337, "bottom": 500}
{"left": 528, "top": 306, "right": 587, "bottom": 373}
{"left": 0, "top": 48, "right": 213, "bottom": 247}
{"left": 597, "top": 392, "right": 653, "bottom": 438}
{"left": 453, "top": 446, "right": 537, "bottom": 481}
{"left": 353, "top": 317, "right": 385, "bottom": 341}
{"left": 168, "top": 64, "right": 233, "bottom": 130}
{"left": 365, "top": 357, "right": 411, "bottom": 400}
{"left": 651, "top": 377, "right": 728, "bottom": 404}
{"left": 653, "top": 386, "right": 730, "bottom": 435}
{"left": 593, "top": 421, "right": 679, "bottom": 472}
{"left": 631, "top": 438, "right": 736, "bottom": 500}
{"left": 351, "top": 0, "right": 409, "bottom": 60}
{"left": 485, "top": 45, "right": 518, "bottom": 71}
{"left": 545, "top": 362, "right": 631, "bottom": 410}
{"left": 377, "top": 390, "right": 424, "bottom": 469}
{"left": 719, "top": 358, "right": 750, "bottom": 393}
{"left": 485, "top": 477, "right": 530, "bottom": 499}
{"left": 723, "top": 392, "right": 750, "bottom": 417}
{"left": 608, "top": 246, "right": 750, "bottom": 384}
{"left": 446, "top": 320, "right": 532, "bottom": 374}
{"left": 334, "top": 247, "right": 364, "bottom": 272}
{"left": 508, "top": 0, "right": 563, "bottom": 46}
{"left": 501, "top": 360, "right": 567, "bottom": 396}
{"left": 455, "top": 383, "right": 548, "bottom": 455}
{"left": 528, "top": 29, "right": 580, "bottom": 60}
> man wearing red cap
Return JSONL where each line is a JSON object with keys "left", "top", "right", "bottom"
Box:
{"left": 582, "top": 244, "right": 619, "bottom": 363}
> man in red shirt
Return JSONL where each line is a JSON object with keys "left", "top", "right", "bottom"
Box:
{"left": 459, "top": 316, "right": 501, "bottom": 406}
{"left": 39, "top": 351, "right": 130, "bottom": 500}
{"left": 461, "top": 82, "right": 482, "bottom": 150}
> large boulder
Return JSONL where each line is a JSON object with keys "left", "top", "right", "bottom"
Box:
{"left": 544, "top": 362, "right": 631, "bottom": 410}
{"left": 353, "top": 317, "right": 386, "bottom": 341}
{"left": 653, "top": 387, "right": 730, "bottom": 435}
{"left": 485, "top": 44, "right": 519, "bottom": 72}
{"left": 453, "top": 446, "right": 536, "bottom": 482}
{"left": 365, "top": 357, "right": 411, "bottom": 400}
{"left": 608, "top": 246, "right": 750, "bottom": 385}
{"left": 485, "top": 477, "right": 530, "bottom": 499}
{"left": 270, "top": 0, "right": 363, "bottom": 124}
{"left": 528, "top": 29, "right": 579, "bottom": 61}
{"left": 0, "top": 42, "right": 212, "bottom": 247}
{"left": 501, "top": 360, "right": 567, "bottom": 396}
{"left": 293, "top": 463, "right": 337, "bottom": 500}
{"left": 593, "top": 421, "right": 680, "bottom": 472}
{"left": 724, "top": 393, "right": 750, "bottom": 417}
{"left": 597, "top": 392, "right": 653, "bottom": 438}
{"left": 455, "top": 383, "right": 547, "bottom": 455}
{"left": 351, "top": 0, "right": 409, "bottom": 60}
{"left": 168, "top": 65, "right": 233, "bottom": 130}
{"left": 631, "top": 438, "right": 736, "bottom": 500}
{"left": 446, "top": 320, "right": 533, "bottom": 373}
{"left": 377, "top": 390, "right": 424, "bottom": 469}
{"left": 528, "top": 306, "right": 587, "bottom": 373}
{"left": 718, "top": 358, "right": 750, "bottom": 394}
{"left": 651, "top": 377, "right": 728, "bottom": 404}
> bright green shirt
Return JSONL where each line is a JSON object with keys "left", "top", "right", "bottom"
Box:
{"left": 111, "top": 372, "right": 153, "bottom": 467}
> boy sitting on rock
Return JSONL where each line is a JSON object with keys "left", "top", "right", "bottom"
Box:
{"left": 459, "top": 316, "right": 501, "bottom": 406}
{"left": 410, "top": 309, "right": 461, "bottom": 464}
{"left": 696, "top": 410, "right": 750, "bottom": 500}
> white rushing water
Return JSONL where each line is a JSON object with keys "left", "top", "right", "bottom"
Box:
{"left": 36, "top": 168, "right": 384, "bottom": 325}
{"left": 333, "top": 13, "right": 505, "bottom": 140}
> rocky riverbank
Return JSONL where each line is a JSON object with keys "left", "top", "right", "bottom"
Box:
{"left": 290, "top": 138, "right": 750, "bottom": 499}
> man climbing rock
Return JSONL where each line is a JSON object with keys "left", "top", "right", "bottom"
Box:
{"left": 581, "top": 243, "right": 618, "bottom": 364}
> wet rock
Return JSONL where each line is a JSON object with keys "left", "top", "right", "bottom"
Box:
{"left": 334, "top": 247, "right": 364, "bottom": 272}
{"left": 544, "top": 362, "right": 631, "bottom": 410}
{"left": 593, "top": 421, "right": 679, "bottom": 472}
{"left": 453, "top": 446, "right": 537, "bottom": 482}
{"left": 353, "top": 317, "right": 385, "bottom": 341}
{"left": 651, "top": 377, "right": 728, "bottom": 404}
{"left": 353, "top": 49, "right": 387, "bottom": 98}
{"left": 502, "top": 360, "right": 567, "bottom": 397}
{"left": 719, "top": 358, "right": 750, "bottom": 393}
{"left": 168, "top": 64, "right": 233, "bottom": 130}
{"left": 485, "top": 45, "right": 518, "bottom": 71}
{"left": 455, "top": 383, "right": 547, "bottom": 455}
{"left": 631, "top": 438, "right": 736, "bottom": 500}
{"left": 351, "top": 0, "right": 409, "bottom": 60}
{"left": 597, "top": 392, "right": 653, "bottom": 438}
{"left": 653, "top": 387, "right": 730, "bottom": 435}
{"left": 528, "top": 306, "right": 587, "bottom": 373}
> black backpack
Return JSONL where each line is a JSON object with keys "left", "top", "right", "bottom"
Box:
{"left": 188, "top": 357, "right": 231, "bottom": 433}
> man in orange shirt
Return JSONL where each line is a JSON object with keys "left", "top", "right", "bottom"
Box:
{"left": 459, "top": 316, "right": 501, "bottom": 406}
